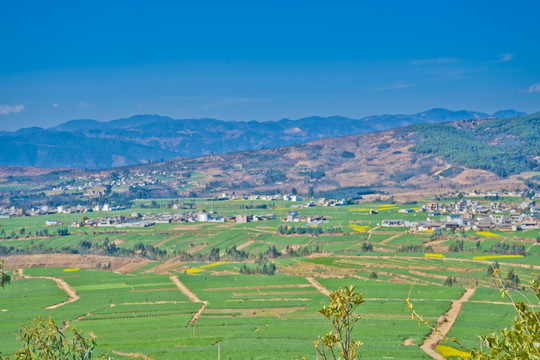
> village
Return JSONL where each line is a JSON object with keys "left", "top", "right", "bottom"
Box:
{"left": 382, "top": 199, "right": 540, "bottom": 231}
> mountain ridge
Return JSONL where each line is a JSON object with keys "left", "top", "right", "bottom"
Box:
{"left": 0, "top": 108, "right": 526, "bottom": 169}
{"left": 1, "top": 112, "right": 537, "bottom": 201}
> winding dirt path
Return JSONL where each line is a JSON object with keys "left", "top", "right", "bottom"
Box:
{"left": 169, "top": 276, "right": 208, "bottom": 324}
{"left": 366, "top": 225, "right": 381, "bottom": 240}
{"left": 236, "top": 240, "right": 256, "bottom": 250}
{"left": 420, "top": 288, "right": 476, "bottom": 360}
{"left": 112, "top": 350, "right": 154, "bottom": 360}
{"left": 379, "top": 233, "right": 404, "bottom": 245}
{"left": 306, "top": 277, "right": 330, "bottom": 297}
{"left": 19, "top": 269, "right": 80, "bottom": 309}
{"left": 154, "top": 235, "right": 177, "bottom": 247}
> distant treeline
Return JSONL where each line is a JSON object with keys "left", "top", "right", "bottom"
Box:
{"left": 277, "top": 225, "right": 342, "bottom": 235}
{"left": 316, "top": 186, "right": 378, "bottom": 200}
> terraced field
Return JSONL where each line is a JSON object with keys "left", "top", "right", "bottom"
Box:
{"left": 1, "top": 198, "right": 539, "bottom": 358}
{"left": 1, "top": 252, "right": 539, "bottom": 359}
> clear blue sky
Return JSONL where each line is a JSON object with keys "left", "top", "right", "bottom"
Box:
{"left": 1, "top": 0, "right": 539, "bottom": 131}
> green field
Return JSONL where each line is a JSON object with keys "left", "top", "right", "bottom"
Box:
{"left": 1, "top": 198, "right": 539, "bottom": 358}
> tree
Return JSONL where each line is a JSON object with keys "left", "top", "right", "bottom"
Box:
{"left": 14, "top": 315, "right": 109, "bottom": 360}
{"left": 369, "top": 271, "right": 378, "bottom": 280}
{"left": 505, "top": 269, "right": 520, "bottom": 289}
{"left": 487, "top": 261, "right": 500, "bottom": 277}
{"left": 308, "top": 186, "right": 315, "bottom": 198}
{"left": 0, "top": 259, "right": 10, "bottom": 289}
{"left": 79, "top": 216, "right": 89, "bottom": 226}
{"left": 313, "top": 285, "right": 364, "bottom": 360}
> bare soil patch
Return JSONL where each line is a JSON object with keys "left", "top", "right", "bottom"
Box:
{"left": 236, "top": 240, "right": 256, "bottom": 251}
{"left": 143, "top": 261, "right": 184, "bottom": 274}
{"left": 113, "top": 262, "right": 149, "bottom": 274}
{"left": 210, "top": 270, "right": 237, "bottom": 275}
{"left": 403, "top": 339, "right": 416, "bottom": 346}
{"left": 3, "top": 254, "right": 149, "bottom": 273}
{"left": 186, "top": 243, "right": 208, "bottom": 254}
{"left": 113, "top": 239, "right": 125, "bottom": 245}
{"left": 154, "top": 236, "right": 177, "bottom": 247}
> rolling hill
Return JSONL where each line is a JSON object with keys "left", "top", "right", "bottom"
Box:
{"left": 113, "top": 111, "right": 540, "bottom": 198}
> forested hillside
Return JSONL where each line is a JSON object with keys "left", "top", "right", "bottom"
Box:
{"left": 409, "top": 112, "right": 540, "bottom": 177}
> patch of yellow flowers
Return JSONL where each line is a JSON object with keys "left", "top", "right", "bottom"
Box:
{"left": 436, "top": 345, "right": 470, "bottom": 359}
{"left": 185, "top": 262, "right": 229, "bottom": 274}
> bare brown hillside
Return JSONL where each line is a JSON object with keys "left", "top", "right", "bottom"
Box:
{"left": 149, "top": 127, "right": 518, "bottom": 198}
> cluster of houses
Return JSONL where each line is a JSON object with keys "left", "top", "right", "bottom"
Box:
{"left": 285, "top": 211, "right": 329, "bottom": 226}
{"left": 14, "top": 204, "right": 126, "bottom": 217}
{"left": 53, "top": 171, "right": 165, "bottom": 196}
{"left": 66, "top": 211, "right": 278, "bottom": 229}
{"left": 219, "top": 193, "right": 351, "bottom": 207}
{"left": 382, "top": 200, "right": 540, "bottom": 231}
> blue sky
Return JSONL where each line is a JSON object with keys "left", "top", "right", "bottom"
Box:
{"left": 1, "top": 0, "right": 539, "bottom": 131}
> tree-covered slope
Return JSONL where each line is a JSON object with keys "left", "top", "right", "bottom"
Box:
{"left": 409, "top": 112, "right": 540, "bottom": 177}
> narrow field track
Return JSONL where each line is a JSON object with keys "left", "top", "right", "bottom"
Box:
{"left": 420, "top": 288, "right": 476, "bottom": 360}
{"left": 19, "top": 269, "right": 80, "bottom": 309}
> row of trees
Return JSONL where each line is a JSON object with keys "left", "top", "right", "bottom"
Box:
{"left": 0, "top": 227, "right": 69, "bottom": 239}
{"left": 277, "top": 225, "right": 342, "bottom": 235}
{"left": 239, "top": 261, "right": 277, "bottom": 275}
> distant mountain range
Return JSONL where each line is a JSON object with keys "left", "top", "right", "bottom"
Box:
{"left": 0, "top": 108, "right": 526, "bottom": 169}
{"left": 1, "top": 112, "right": 538, "bottom": 200}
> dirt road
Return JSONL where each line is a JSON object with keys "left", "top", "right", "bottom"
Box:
{"left": 170, "top": 275, "right": 208, "bottom": 324}
{"left": 306, "top": 277, "right": 330, "bottom": 297}
{"left": 420, "top": 288, "right": 476, "bottom": 360}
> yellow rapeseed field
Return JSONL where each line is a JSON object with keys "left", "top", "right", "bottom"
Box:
{"left": 436, "top": 345, "right": 470, "bottom": 359}
{"left": 425, "top": 253, "right": 444, "bottom": 258}
{"left": 62, "top": 268, "right": 80, "bottom": 272}
{"left": 476, "top": 231, "right": 500, "bottom": 237}
{"left": 350, "top": 224, "right": 370, "bottom": 231}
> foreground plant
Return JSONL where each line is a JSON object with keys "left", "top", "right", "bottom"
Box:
{"left": 14, "top": 315, "right": 110, "bottom": 360}
{"left": 0, "top": 259, "right": 10, "bottom": 289}
{"left": 407, "top": 266, "right": 540, "bottom": 359}
{"left": 313, "top": 285, "right": 365, "bottom": 360}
